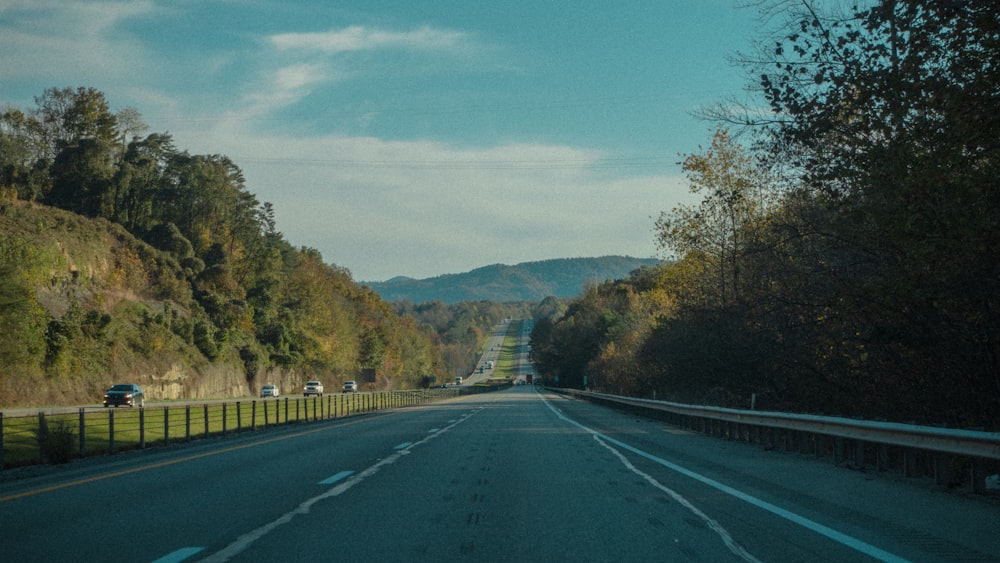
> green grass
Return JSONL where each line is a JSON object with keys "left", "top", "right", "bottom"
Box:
{"left": 0, "top": 391, "right": 433, "bottom": 468}
{"left": 491, "top": 320, "right": 525, "bottom": 380}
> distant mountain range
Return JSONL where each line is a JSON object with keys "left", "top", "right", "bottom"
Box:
{"left": 365, "top": 256, "right": 661, "bottom": 303}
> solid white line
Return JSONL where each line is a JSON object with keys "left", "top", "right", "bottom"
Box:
{"left": 394, "top": 442, "right": 413, "bottom": 450}
{"left": 200, "top": 410, "right": 479, "bottom": 562}
{"left": 427, "top": 428, "right": 440, "bottom": 433}
{"left": 318, "top": 470, "right": 354, "bottom": 485}
{"left": 538, "top": 392, "right": 910, "bottom": 563}
{"left": 593, "top": 434, "right": 761, "bottom": 563}
{"left": 151, "top": 547, "right": 204, "bottom": 563}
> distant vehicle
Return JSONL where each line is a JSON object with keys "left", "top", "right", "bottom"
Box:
{"left": 455, "top": 377, "right": 463, "bottom": 385}
{"left": 260, "top": 384, "right": 279, "bottom": 398}
{"left": 342, "top": 380, "right": 358, "bottom": 393}
{"left": 526, "top": 374, "right": 533, "bottom": 384}
{"left": 104, "top": 384, "right": 144, "bottom": 408}
{"left": 303, "top": 381, "right": 324, "bottom": 397}
{"left": 486, "top": 360, "right": 494, "bottom": 369}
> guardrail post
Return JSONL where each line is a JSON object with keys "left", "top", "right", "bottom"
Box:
{"left": 139, "top": 408, "right": 145, "bottom": 449}
{"left": 185, "top": 405, "right": 192, "bottom": 442}
{"left": 815, "top": 434, "right": 826, "bottom": 458}
{"left": 284, "top": 398, "right": 289, "bottom": 424}
{"left": 251, "top": 400, "right": 257, "bottom": 431}
{"left": 263, "top": 399, "right": 269, "bottom": 427}
{"left": 934, "top": 453, "right": 950, "bottom": 486}
{"left": 971, "top": 459, "right": 987, "bottom": 494}
{"left": 37, "top": 412, "right": 48, "bottom": 464}
{"left": 222, "top": 403, "right": 228, "bottom": 435}
{"left": 236, "top": 401, "right": 242, "bottom": 434}
{"left": 164, "top": 407, "right": 169, "bottom": 445}
{"left": 0, "top": 412, "right": 4, "bottom": 469}
{"left": 903, "top": 448, "right": 916, "bottom": 477}
{"left": 204, "top": 404, "right": 210, "bottom": 437}
{"left": 876, "top": 443, "right": 888, "bottom": 471}
{"left": 79, "top": 408, "right": 85, "bottom": 457}
{"left": 109, "top": 409, "right": 115, "bottom": 453}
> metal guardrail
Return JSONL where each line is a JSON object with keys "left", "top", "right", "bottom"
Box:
{"left": 554, "top": 388, "right": 1000, "bottom": 493}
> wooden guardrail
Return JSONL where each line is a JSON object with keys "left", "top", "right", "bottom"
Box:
{"left": 553, "top": 388, "right": 1000, "bottom": 494}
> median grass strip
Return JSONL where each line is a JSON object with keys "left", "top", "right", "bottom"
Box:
{"left": 491, "top": 319, "right": 524, "bottom": 381}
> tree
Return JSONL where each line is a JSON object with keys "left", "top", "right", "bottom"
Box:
{"left": 33, "top": 87, "right": 118, "bottom": 158}
{"left": 0, "top": 108, "right": 49, "bottom": 200}
{"left": 113, "top": 133, "right": 177, "bottom": 231}
{"left": 750, "top": 0, "right": 1000, "bottom": 426}
{"left": 655, "top": 129, "right": 775, "bottom": 306}
{"left": 47, "top": 137, "right": 116, "bottom": 216}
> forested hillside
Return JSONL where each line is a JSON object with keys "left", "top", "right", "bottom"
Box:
{"left": 530, "top": 3, "right": 1000, "bottom": 430}
{"left": 0, "top": 88, "right": 449, "bottom": 406}
{"left": 367, "top": 256, "right": 659, "bottom": 303}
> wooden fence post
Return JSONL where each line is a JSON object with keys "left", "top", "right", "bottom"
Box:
{"left": 79, "top": 408, "right": 86, "bottom": 457}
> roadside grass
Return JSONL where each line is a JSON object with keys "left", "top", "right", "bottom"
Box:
{"left": 1, "top": 394, "right": 377, "bottom": 468}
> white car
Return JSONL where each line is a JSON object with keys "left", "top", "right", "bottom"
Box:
{"left": 260, "top": 384, "right": 279, "bottom": 398}
{"left": 342, "top": 380, "right": 358, "bottom": 393}
{"left": 303, "top": 381, "right": 324, "bottom": 397}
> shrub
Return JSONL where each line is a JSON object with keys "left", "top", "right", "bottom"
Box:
{"left": 35, "top": 417, "right": 76, "bottom": 464}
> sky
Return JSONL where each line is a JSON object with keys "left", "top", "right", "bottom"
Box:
{"left": 0, "top": 0, "right": 766, "bottom": 281}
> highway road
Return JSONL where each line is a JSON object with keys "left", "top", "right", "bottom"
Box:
{"left": 2, "top": 384, "right": 999, "bottom": 562}
{"left": 3, "top": 320, "right": 999, "bottom": 562}
{"left": 463, "top": 319, "right": 511, "bottom": 385}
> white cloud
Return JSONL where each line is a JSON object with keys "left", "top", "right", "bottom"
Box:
{"left": 0, "top": 1, "right": 159, "bottom": 84}
{"left": 168, "top": 119, "right": 688, "bottom": 280}
{"left": 241, "top": 62, "right": 333, "bottom": 113}
{"left": 0, "top": 4, "right": 692, "bottom": 281}
{"left": 269, "top": 25, "right": 469, "bottom": 54}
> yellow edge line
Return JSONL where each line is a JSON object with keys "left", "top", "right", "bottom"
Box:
{"left": 1, "top": 417, "right": 375, "bottom": 503}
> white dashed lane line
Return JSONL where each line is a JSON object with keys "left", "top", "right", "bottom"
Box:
{"left": 151, "top": 546, "right": 204, "bottom": 563}
{"left": 198, "top": 412, "right": 481, "bottom": 561}
{"left": 318, "top": 470, "right": 355, "bottom": 485}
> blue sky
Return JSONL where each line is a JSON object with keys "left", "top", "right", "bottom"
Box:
{"left": 0, "top": 0, "right": 764, "bottom": 281}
